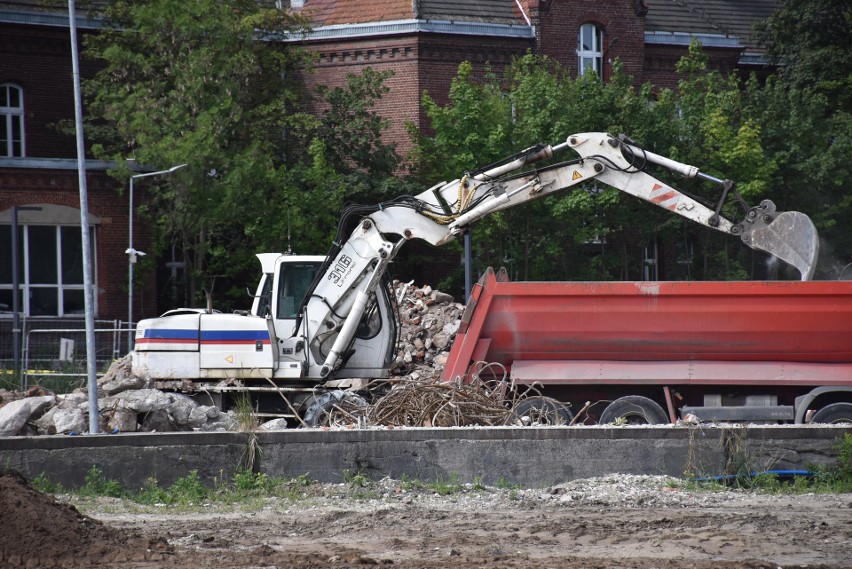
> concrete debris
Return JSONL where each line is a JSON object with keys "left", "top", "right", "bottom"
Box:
{"left": 258, "top": 418, "right": 290, "bottom": 431}
{"left": 98, "top": 355, "right": 148, "bottom": 395}
{"left": 106, "top": 408, "right": 137, "bottom": 433}
{"left": 390, "top": 280, "right": 463, "bottom": 382}
{"left": 0, "top": 355, "right": 238, "bottom": 436}
{"left": 0, "top": 395, "right": 55, "bottom": 436}
{"left": 117, "top": 389, "right": 173, "bottom": 414}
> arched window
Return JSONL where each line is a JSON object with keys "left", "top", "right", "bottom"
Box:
{"left": 0, "top": 83, "right": 25, "bottom": 157}
{"left": 578, "top": 24, "right": 603, "bottom": 78}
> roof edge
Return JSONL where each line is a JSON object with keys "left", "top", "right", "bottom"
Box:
{"left": 285, "top": 18, "right": 536, "bottom": 41}
{"left": 0, "top": 9, "right": 101, "bottom": 30}
{"left": 644, "top": 31, "right": 742, "bottom": 49}
{"left": 0, "top": 157, "right": 113, "bottom": 171}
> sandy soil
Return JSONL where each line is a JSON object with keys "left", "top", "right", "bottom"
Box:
{"left": 16, "top": 474, "right": 846, "bottom": 569}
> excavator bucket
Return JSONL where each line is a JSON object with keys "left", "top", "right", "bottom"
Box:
{"left": 741, "top": 208, "right": 819, "bottom": 281}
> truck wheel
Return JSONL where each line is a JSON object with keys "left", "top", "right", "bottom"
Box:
{"left": 512, "top": 396, "right": 573, "bottom": 426}
{"left": 599, "top": 395, "right": 668, "bottom": 425}
{"left": 810, "top": 402, "right": 852, "bottom": 424}
{"left": 302, "top": 390, "right": 368, "bottom": 428}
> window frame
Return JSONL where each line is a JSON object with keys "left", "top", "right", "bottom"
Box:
{"left": 0, "top": 223, "right": 97, "bottom": 317}
{"left": 577, "top": 23, "right": 604, "bottom": 79}
{"left": 0, "top": 83, "right": 25, "bottom": 157}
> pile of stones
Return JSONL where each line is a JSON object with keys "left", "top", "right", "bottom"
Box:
{"left": 0, "top": 357, "right": 236, "bottom": 436}
{"left": 389, "top": 280, "right": 463, "bottom": 383}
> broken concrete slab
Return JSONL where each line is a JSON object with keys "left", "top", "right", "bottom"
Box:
{"left": 0, "top": 395, "right": 55, "bottom": 436}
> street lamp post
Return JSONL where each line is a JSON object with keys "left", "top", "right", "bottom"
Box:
{"left": 127, "top": 163, "right": 187, "bottom": 352}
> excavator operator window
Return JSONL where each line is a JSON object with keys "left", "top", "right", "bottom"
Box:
{"left": 256, "top": 273, "right": 273, "bottom": 317}
{"left": 276, "top": 262, "right": 322, "bottom": 320}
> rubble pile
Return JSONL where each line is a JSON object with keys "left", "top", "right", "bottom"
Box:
{"left": 389, "top": 280, "right": 464, "bottom": 382}
{"left": 0, "top": 356, "right": 237, "bottom": 436}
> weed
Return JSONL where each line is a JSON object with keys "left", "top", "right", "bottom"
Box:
{"left": 135, "top": 477, "right": 170, "bottom": 505}
{"left": 79, "top": 466, "right": 124, "bottom": 498}
{"left": 293, "top": 473, "right": 313, "bottom": 487}
{"left": 342, "top": 468, "right": 369, "bottom": 488}
{"left": 750, "top": 472, "right": 782, "bottom": 493}
{"left": 495, "top": 476, "right": 520, "bottom": 490}
{"left": 168, "top": 470, "right": 208, "bottom": 505}
{"left": 233, "top": 469, "right": 270, "bottom": 492}
{"left": 687, "top": 433, "right": 852, "bottom": 494}
{"left": 429, "top": 473, "right": 464, "bottom": 496}
{"left": 809, "top": 433, "right": 852, "bottom": 493}
{"left": 791, "top": 475, "right": 811, "bottom": 494}
{"left": 471, "top": 476, "right": 486, "bottom": 491}
{"left": 233, "top": 394, "right": 262, "bottom": 473}
{"left": 399, "top": 473, "right": 418, "bottom": 492}
{"left": 31, "top": 472, "right": 64, "bottom": 494}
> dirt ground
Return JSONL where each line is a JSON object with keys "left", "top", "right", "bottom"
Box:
{"left": 2, "top": 470, "right": 850, "bottom": 569}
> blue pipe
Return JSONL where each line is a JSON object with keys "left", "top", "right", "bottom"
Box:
{"left": 690, "top": 469, "right": 813, "bottom": 482}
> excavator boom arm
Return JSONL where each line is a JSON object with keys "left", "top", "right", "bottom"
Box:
{"left": 306, "top": 132, "right": 819, "bottom": 377}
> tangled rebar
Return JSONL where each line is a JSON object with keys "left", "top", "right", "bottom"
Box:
{"left": 367, "top": 376, "right": 514, "bottom": 427}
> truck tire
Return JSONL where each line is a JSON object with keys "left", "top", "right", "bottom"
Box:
{"left": 599, "top": 395, "right": 669, "bottom": 425}
{"left": 512, "top": 396, "right": 573, "bottom": 426}
{"left": 302, "top": 390, "right": 368, "bottom": 428}
{"left": 810, "top": 402, "right": 852, "bottom": 424}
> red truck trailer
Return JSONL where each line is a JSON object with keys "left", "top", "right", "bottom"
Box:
{"left": 442, "top": 268, "right": 852, "bottom": 425}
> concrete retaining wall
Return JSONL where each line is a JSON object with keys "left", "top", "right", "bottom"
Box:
{"left": 1, "top": 425, "right": 849, "bottom": 489}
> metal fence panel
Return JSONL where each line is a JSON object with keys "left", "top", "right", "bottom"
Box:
{"left": 0, "top": 319, "right": 130, "bottom": 392}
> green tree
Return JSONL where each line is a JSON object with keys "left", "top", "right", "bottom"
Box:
{"left": 84, "top": 1, "right": 400, "bottom": 310}
{"left": 85, "top": 0, "right": 315, "bottom": 308}
{"left": 753, "top": 0, "right": 852, "bottom": 277}
{"left": 410, "top": 47, "right": 788, "bottom": 287}
{"left": 314, "top": 67, "right": 399, "bottom": 199}
{"left": 756, "top": 0, "right": 852, "bottom": 115}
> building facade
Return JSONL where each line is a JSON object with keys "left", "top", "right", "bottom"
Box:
{"left": 290, "top": 0, "right": 778, "bottom": 155}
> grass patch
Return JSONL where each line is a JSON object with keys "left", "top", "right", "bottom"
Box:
{"left": 397, "top": 473, "right": 489, "bottom": 497}
{"left": 29, "top": 467, "right": 319, "bottom": 508}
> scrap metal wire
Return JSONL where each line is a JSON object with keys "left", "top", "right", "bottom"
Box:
{"left": 369, "top": 361, "right": 529, "bottom": 427}
{"left": 368, "top": 378, "right": 513, "bottom": 427}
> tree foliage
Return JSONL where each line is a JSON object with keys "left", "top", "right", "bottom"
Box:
{"left": 408, "top": 47, "right": 782, "bottom": 288}
{"left": 84, "top": 0, "right": 399, "bottom": 310}
{"left": 753, "top": 0, "right": 852, "bottom": 276}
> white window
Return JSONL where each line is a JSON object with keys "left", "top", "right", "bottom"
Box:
{"left": 578, "top": 24, "right": 603, "bottom": 78}
{"left": 0, "top": 84, "right": 25, "bottom": 157}
{"left": 0, "top": 219, "right": 96, "bottom": 317}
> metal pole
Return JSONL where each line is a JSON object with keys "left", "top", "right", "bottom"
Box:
{"left": 464, "top": 230, "right": 472, "bottom": 300}
{"left": 128, "top": 175, "right": 134, "bottom": 353}
{"left": 126, "top": 164, "right": 187, "bottom": 353}
{"left": 11, "top": 206, "right": 20, "bottom": 387}
{"left": 68, "top": 0, "right": 99, "bottom": 434}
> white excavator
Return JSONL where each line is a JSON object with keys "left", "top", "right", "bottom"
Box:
{"left": 132, "top": 132, "right": 820, "bottom": 425}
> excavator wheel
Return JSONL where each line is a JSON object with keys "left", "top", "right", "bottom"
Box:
{"left": 599, "top": 395, "right": 669, "bottom": 425}
{"left": 512, "top": 396, "right": 573, "bottom": 426}
{"left": 302, "top": 390, "right": 368, "bottom": 428}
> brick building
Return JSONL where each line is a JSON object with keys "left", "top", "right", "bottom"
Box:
{"left": 290, "top": 0, "right": 779, "bottom": 155}
{"left": 0, "top": 0, "right": 780, "bottom": 329}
